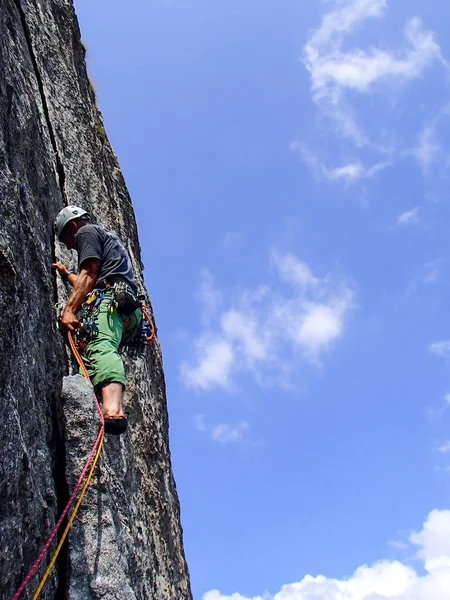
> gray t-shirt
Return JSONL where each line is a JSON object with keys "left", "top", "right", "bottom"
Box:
{"left": 75, "top": 223, "right": 137, "bottom": 292}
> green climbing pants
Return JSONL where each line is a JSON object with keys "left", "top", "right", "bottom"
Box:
{"left": 81, "top": 292, "right": 142, "bottom": 389}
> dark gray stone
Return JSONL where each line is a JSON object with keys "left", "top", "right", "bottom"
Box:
{"left": 0, "top": 1, "right": 191, "bottom": 598}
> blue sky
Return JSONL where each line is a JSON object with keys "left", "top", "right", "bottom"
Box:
{"left": 73, "top": 1, "right": 450, "bottom": 598}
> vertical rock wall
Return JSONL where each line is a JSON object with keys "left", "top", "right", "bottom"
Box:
{"left": 0, "top": 1, "right": 192, "bottom": 598}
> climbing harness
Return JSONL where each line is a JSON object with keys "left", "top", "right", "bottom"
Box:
{"left": 11, "top": 333, "right": 104, "bottom": 600}
{"left": 74, "top": 282, "right": 155, "bottom": 350}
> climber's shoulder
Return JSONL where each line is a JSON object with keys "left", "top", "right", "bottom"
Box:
{"left": 76, "top": 223, "right": 104, "bottom": 237}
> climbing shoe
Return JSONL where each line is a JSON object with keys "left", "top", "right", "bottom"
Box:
{"left": 103, "top": 414, "right": 128, "bottom": 435}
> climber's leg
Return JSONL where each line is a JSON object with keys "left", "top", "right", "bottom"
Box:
{"left": 100, "top": 382, "right": 128, "bottom": 435}
{"left": 100, "top": 382, "right": 124, "bottom": 416}
{"left": 82, "top": 294, "right": 126, "bottom": 410}
{"left": 81, "top": 293, "right": 142, "bottom": 435}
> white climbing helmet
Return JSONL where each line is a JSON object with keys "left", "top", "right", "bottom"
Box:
{"left": 55, "top": 205, "right": 90, "bottom": 240}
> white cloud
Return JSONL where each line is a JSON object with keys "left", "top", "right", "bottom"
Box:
{"left": 397, "top": 207, "right": 420, "bottom": 225}
{"left": 311, "top": 18, "right": 441, "bottom": 94}
{"left": 388, "top": 540, "right": 409, "bottom": 551}
{"left": 181, "top": 252, "right": 355, "bottom": 391}
{"left": 204, "top": 592, "right": 263, "bottom": 600}
{"left": 194, "top": 414, "right": 207, "bottom": 432}
{"left": 272, "top": 251, "right": 319, "bottom": 288}
{"left": 437, "top": 441, "right": 450, "bottom": 454}
{"left": 221, "top": 311, "right": 268, "bottom": 364}
{"left": 195, "top": 415, "right": 250, "bottom": 444}
{"left": 197, "top": 269, "right": 223, "bottom": 326}
{"left": 223, "top": 232, "right": 244, "bottom": 252}
{"left": 422, "top": 259, "right": 444, "bottom": 284}
{"left": 290, "top": 142, "right": 390, "bottom": 183}
{"left": 289, "top": 142, "right": 323, "bottom": 180}
{"left": 293, "top": 302, "right": 346, "bottom": 355}
{"left": 429, "top": 340, "right": 450, "bottom": 359}
{"left": 203, "top": 509, "right": 450, "bottom": 600}
{"left": 405, "top": 104, "right": 450, "bottom": 175}
{"left": 302, "top": 0, "right": 444, "bottom": 149}
{"left": 211, "top": 421, "right": 249, "bottom": 444}
{"left": 407, "top": 258, "right": 445, "bottom": 293}
{"left": 425, "top": 392, "right": 450, "bottom": 422}
{"left": 413, "top": 122, "right": 440, "bottom": 173}
{"left": 181, "top": 335, "right": 234, "bottom": 390}
{"left": 410, "top": 510, "right": 450, "bottom": 572}
{"left": 323, "top": 161, "right": 389, "bottom": 183}
{"left": 434, "top": 465, "right": 450, "bottom": 476}
{"left": 323, "top": 163, "right": 365, "bottom": 182}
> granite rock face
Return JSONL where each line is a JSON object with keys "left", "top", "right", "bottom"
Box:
{"left": 62, "top": 376, "right": 191, "bottom": 600}
{"left": 0, "top": 1, "right": 191, "bottom": 598}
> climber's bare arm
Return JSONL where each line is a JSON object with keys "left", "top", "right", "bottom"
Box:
{"left": 60, "top": 259, "right": 100, "bottom": 332}
{"left": 52, "top": 262, "right": 78, "bottom": 287}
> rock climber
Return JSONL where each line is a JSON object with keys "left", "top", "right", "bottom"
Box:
{"left": 53, "top": 205, "right": 142, "bottom": 435}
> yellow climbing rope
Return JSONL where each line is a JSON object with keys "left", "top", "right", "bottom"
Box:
{"left": 32, "top": 433, "right": 104, "bottom": 599}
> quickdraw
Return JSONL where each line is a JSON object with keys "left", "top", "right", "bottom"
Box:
{"left": 74, "top": 289, "right": 105, "bottom": 350}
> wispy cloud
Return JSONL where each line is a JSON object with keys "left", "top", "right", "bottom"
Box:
{"left": 204, "top": 592, "right": 263, "bottom": 600}
{"left": 303, "top": 1, "right": 444, "bottom": 145}
{"left": 303, "top": 0, "right": 386, "bottom": 145}
{"left": 196, "top": 268, "right": 223, "bottom": 326}
{"left": 290, "top": 142, "right": 323, "bottom": 180}
{"left": 404, "top": 103, "right": 450, "bottom": 177}
{"left": 434, "top": 465, "right": 450, "bottom": 476}
{"left": 429, "top": 340, "right": 450, "bottom": 358}
{"left": 323, "top": 161, "right": 390, "bottom": 183}
{"left": 425, "top": 392, "right": 450, "bottom": 422}
{"left": 180, "top": 252, "right": 355, "bottom": 391}
{"left": 397, "top": 207, "right": 420, "bottom": 225}
{"left": 298, "top": 0, "right": 448, "bottom": 191}
{"left": 194, "top": 414, "right": 250, "bottom": 444}
{"left": 273, "top": 251, "right": 319, "bottom": 288}
{"left": 413, "top": 122, "right": 440, "bottom": 174}
{"left": 211, "top": 421, "right": 249, "bottom": 444}
{"left": 387, "top": 539, "right": 409, "bottom": 551}
{"left": 222, "top": 232, "right": 244, "bottom": 253}
{"left": 194, "top": 414, "right": 207, "bottom": 432}
{"left": 437, "top": 441, "right": 450, "bottom": 454}
{"left": 422, "top": 259, "right": 444, "bottom": 284}
{"left": 182, "top": 336, "right": 234, "bottom": 391}
{"left": 291, "top": 142, "right": 390, "bottom": 183}
{"left": 407, "top": 258, "right": 444, "bottom": 293}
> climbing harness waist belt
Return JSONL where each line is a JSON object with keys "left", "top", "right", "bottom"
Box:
{"left": 74, "top": 282, "right": 153, "bottom": 350}
{"left": 95, "top": 276, "right": 137, "bottom": 292}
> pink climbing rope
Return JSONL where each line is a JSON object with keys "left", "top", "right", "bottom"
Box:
{"left": 11, "top": 332, "right": 104, "bottom": 600}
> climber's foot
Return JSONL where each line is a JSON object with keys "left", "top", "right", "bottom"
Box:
{"left": 102, "top": 408, "right": 128, "bottom": 435}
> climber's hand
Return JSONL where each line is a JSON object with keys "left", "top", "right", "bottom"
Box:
{"left": 52, "top": 261, "right": 70, "bottom": 280}
{"left": 60, "top": 309, "right": 80, "bottom": 333}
